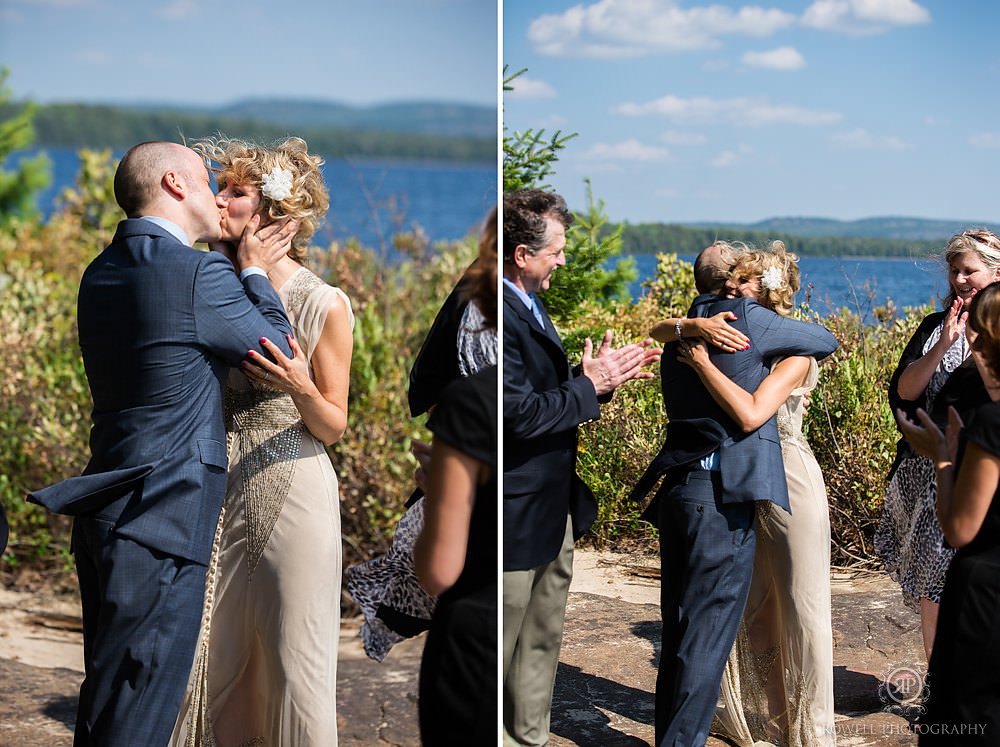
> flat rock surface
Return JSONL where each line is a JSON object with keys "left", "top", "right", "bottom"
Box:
{"left": 0, "top": 584, "right": 423, "bottom": 747}
{"left": 549, "top": 553, "right": 924, "bottom": 746}
{"left": 0, "top": 552, "right": 926, "bottom": 746}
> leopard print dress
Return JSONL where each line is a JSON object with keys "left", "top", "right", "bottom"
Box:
{"left": 875, "top": 322, "right": 967, "bottom": 609}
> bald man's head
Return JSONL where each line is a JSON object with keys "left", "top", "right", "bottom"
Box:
{"left": 694, "top": 242, "right": 734, "bottom": 294}
{"left": 114, "top": 142, "right": 194, "bottom": 217}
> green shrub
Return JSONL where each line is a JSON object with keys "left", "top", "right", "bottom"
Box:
{"left": 0, "top": 264, "right": 88, "bottom": 575}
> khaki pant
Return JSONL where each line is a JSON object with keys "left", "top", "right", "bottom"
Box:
{"left": 502, "top": 517, "right": 575, "bottom": 747}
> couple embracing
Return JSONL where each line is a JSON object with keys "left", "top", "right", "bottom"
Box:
{"left": 634, "top": 240, "right": 839, "bottom": 747}
{"left": 31, "top": 137, "right": 353, "bottom": 746}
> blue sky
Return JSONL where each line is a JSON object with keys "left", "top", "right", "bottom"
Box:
{"left": 1, "top": 0, "right": 497, "bottom": 107}
{"left": 504, "top": 0, "right": 1000, "bottom": 224}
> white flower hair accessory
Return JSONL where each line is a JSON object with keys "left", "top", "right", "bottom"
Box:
{"left": 760, "top": 265, "right": 784, "bottom": 291}
{"left": 261, "top": 166, "right": 294, "bottom": 201}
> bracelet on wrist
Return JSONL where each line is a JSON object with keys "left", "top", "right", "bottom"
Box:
{"left": 675, "top": 319, "right": 683, "bottom": 340}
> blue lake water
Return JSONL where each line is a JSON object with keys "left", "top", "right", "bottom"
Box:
{"left": 626, "top": 253, "right": 948, "bottom": 316}
{"left": 11, "top": 147, "right": 498, "bottom": 251}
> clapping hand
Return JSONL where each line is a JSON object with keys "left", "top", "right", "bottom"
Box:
{"left": 896, "top": 406, "right": 963, "bottom": 468}
{"left": 941, "top": 297, "right": 970, "bottom": 348}
{"left": 581, "top": 330, "right": 662, "bottom": 396}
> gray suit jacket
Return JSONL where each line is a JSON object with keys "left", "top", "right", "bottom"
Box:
{"left": 29, "top": 219, "right": 294, "bottom": 564}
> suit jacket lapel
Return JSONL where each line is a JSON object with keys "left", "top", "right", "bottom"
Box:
{"left": 533, "top": 295, "right": 565, "bottom": 352}
{"left": 503, "top": 284, "right": 567, "bottom": 360}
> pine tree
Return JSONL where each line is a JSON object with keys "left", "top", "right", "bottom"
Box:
{"left": 503, "top": 68, "right": 634, "bottom": 323}
{"left": 0, "top": 69, "right": 51, "bottom": 226}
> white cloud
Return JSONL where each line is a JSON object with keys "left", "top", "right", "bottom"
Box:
{"left": 701, "top": 58, "right": 731, "bottom": 72}
{"left": 539, "top": 115, "right": 570, "bottom": 128}
{"left": 831, "top": 128, "right": 911, "bottom": 150}
{"left": 801, "top": 0, "right": 930, "bottom": 35}
{"left": 711, "top": 143, "right": 754, "bottom": 167}
{"left": 661, "top": 130, "right": 707, "bottom": 146}
{"left": 711, "top": 150, "right": 741, "bottom": 167}
{"left": 617, "top": 94, "right": 842, "bottom": 127}
{"left": 528, "top": 0, "right": 796, "bottom": 59}
{"left": 969, "top": 133, "right": 1000, "bottom": 149}
{"left": 582, "top": 138, "right": 671, "bottom": 161}
{"left": 77, "top": 48, "right": 112, "bottom": 65}
{"left": 158, "top": 0, "right": 198, "bottom": 19}
{"left": 506, "top": 76, "right": 557, "bottom": 100}
{"left": 572, "top": 161, "right": 624, "bottom": 173}
{"left": 742, "top": 46, "right": 806, "bottom": 71}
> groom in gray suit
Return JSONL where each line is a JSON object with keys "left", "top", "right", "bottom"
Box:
{"left": 30, "top": 141, "right": 296, "bottom": 747}
{"left": 632, "top": 243, "right": 838, "bottom": 746}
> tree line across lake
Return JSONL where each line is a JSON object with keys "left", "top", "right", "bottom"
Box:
{"left": 613, "top": 221, "right": 944, "bottom": 258}
{"left": 0, "top": 102, "right": 495, "bottom": 163}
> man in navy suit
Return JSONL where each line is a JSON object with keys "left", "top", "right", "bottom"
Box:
{"left": 503, "top": 188, "right": 661, "bottom": 746}
{"left": 631, "top": 242, "right": 838, "bottom": 746}
{"left": 30, "top": 141, "right": 296, "bottom": 747}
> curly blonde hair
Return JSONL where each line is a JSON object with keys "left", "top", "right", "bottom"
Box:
{"left": 192, "top": 135, "right": 329, "bottom": 263}
{"left": 942, "top": 229, "right": 1000, "bottom": 308}
{"left": 729, "top": 240, "right": 800, "bottom": 317}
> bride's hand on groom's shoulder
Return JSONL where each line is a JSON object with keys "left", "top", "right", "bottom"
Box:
{"left": 697, "top": 312, "right": 749, "bottom": 353}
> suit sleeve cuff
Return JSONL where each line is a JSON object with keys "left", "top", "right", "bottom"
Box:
{"left": 239, "top": 266, "right": 267, "bottom": 281}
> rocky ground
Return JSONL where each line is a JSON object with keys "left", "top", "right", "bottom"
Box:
{"left": 550, "top": 553, "right": 924, "bottom": 747}
{"left": 0, "top": 551, "right": 924, "bottom": 746}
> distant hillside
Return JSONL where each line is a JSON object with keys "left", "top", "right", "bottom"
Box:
{"left": 2, "top": 99, "right": 495, "bottom": 162}
{"left": 688, "top": 216, "right": 1000, "bottom": 241}
{"left": 131, "top": 98, "right": 496, "bottom": 139}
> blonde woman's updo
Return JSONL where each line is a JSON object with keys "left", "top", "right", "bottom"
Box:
{"left": 193, "top": 135, "right": 329, "bottom": 263}
{"left": 730, "top": 240, "right": 800, "bottom": 317}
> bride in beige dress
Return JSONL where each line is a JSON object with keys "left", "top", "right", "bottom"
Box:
{"left": 677, "top": 242, "right": 836, "bottom": 747}
{"left": 171, "top": 136, "right": 354, "bottom": 746}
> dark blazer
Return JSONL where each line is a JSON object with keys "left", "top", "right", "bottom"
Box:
{"left": 29, "top": 219, "right": 294, "bottom": 565}
{"left": 503, "top": 284, "right": 601, "bottom": 571}
{"left": 886, "top": 310, "right": 989, "bottom": 480}
{"left": 633, "top": 294, "right": 838, "bottom": 516}
{"left": 407, "top": 262, "right": 475, "bottom": 418}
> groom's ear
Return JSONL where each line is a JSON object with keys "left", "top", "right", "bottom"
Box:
{"left": 513, "top": 244, "right": 529, "bottom": 269}
{"left": 162, "top": 169, "right": 186, "bottom": 200}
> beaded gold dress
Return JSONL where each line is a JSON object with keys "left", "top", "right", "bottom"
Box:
{"left": 713, "top": 357, "right": 836, "bottom": 747}
{"left": 171, "top": 267, "right": 354, "bottom": 747}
